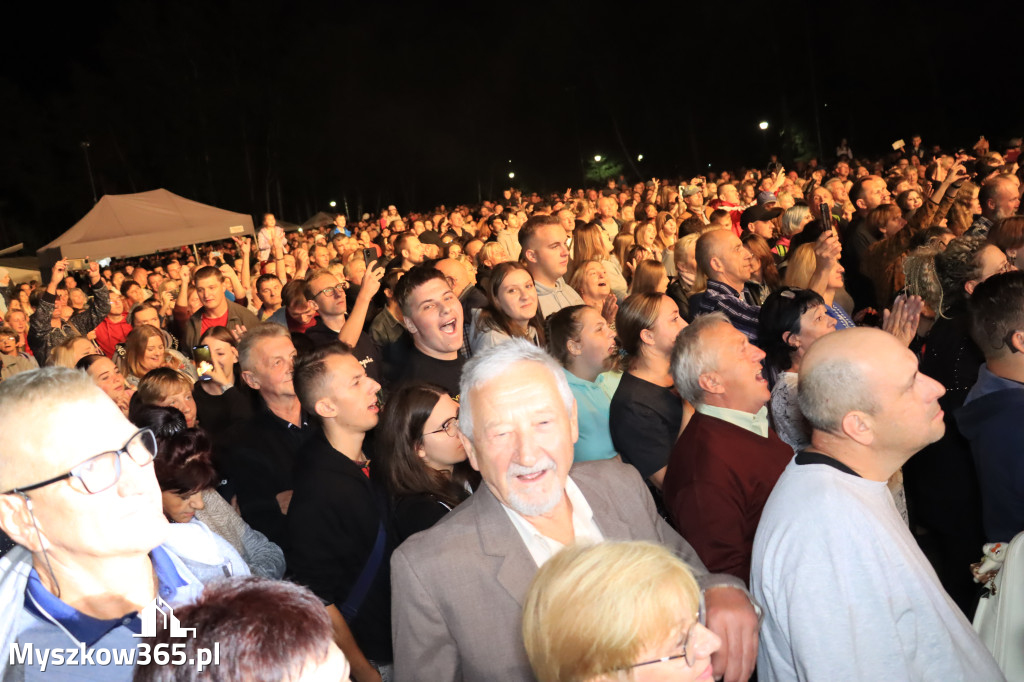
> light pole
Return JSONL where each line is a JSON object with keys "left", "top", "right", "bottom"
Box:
{"left": 80, "top": 141, "right": 97, "bottom": 204}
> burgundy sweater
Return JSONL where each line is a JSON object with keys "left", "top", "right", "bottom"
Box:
{"left": 663, "top": 410, "right": 792, "bottom": 584}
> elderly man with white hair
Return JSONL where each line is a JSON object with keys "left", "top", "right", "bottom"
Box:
{"left": 391, "top": 339, "right": 760, "bottom": 682}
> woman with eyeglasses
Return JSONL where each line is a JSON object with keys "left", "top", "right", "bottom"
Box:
{"left": 375, "top": 383, "right": 479, "bottom": 543}
{"left": 522, "top": 541, "right": 720, "bottom": 682}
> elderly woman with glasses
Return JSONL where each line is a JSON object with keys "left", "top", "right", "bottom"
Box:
{"left": 522, "top": 541, "right": 721, "bottom": 682}
{"left": 375, "top": 383, "right": 479, "bottom": 543}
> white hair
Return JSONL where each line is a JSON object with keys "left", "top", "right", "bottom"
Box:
{"left": 458, "top": 338, "right": 574, "bottom": 437}
{"left": 670, "top": 312, "right": 729, "bottom": 405}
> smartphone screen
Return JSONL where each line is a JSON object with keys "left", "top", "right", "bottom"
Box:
{"left": 192, "top": 345, "right": 214, "bottom": 382}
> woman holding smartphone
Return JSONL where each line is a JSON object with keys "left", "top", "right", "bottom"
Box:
{"left": 192, "top": 326, "right": 254, "bottom": 440}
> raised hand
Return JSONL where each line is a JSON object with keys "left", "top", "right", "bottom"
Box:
{"left": 601, "top": 293, "right": 618, "bottom": 325}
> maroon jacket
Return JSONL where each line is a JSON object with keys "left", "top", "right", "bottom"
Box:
{"left": 663, "top": 410, "right": 792, "bottom": 584}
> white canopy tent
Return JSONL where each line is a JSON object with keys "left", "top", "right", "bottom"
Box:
{"left": 38, "top": 189, "right": 255, "bottom": 268}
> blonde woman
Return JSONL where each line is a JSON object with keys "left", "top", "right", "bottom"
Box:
{"left": 523, "top": 541, "right": 720, "bottom": 682}
{"left": 46, "top": 334, "right": 99, "bottom": 368}
{"left": 569, "top": 223, "right": 628, "bottom": 300}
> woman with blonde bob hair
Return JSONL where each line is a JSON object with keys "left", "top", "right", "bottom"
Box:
{"left": 570, "top": 223, "right": 628, "bottom": 300}
{"left": 522, "top": 541, "right": 720, "bottom": 682}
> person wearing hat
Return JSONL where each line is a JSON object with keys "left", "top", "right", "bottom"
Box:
{"left": 756, "top": 190, "right": 779, "bottom": 208}
{"left": 679, "top": 184, "right": 711, "bottom": 224}
{"left": 741, "top": 205, "right": 783, "bottom": 246}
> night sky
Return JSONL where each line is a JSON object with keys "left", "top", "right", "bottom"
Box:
{"left": 2, "top": 0, "right": 1021, "bottom": 250}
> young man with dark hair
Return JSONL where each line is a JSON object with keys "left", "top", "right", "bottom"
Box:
{"left": 182, "top": 266, "right": 260, "bottom": 350}
{"left": 394, "top": 233, "right": 425, "bottom": 272}
{"left": 958, "top": 270, "right": 1024, "bottom": 542}
{"left": 391, "top": 264, "right": 465, "bottom": 398}
{"left": 519, "top": 215, "right": 583, "bottom": 318}
{"left": 289, "top": 343, "right": 391, "bottom": 682}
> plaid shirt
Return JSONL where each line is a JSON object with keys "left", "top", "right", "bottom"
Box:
{"left": 694, "top": 280, "right": 761, "bottom": 343}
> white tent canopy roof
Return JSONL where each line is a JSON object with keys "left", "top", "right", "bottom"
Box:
{"left": 38, "top": 189, "right": 255, "bottom": 261}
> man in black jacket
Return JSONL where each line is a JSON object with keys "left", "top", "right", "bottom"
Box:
{"left": 28, "top": 259, "right": 109, "bottom": 363}
{"left": 288, "top": 342, "right": 391, "bottom": 682}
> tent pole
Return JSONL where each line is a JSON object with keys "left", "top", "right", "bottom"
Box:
{"left": 192, "top": 244, "right": 200, "bottom": 263}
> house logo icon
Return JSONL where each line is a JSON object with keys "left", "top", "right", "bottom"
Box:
{"left": 132, "top": 597, "right": 196, "bottom": 638}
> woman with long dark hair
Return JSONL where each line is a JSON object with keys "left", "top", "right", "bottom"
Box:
{"left": 375, "top": 383, "right": 479, "bottom": 543}
{"left": 609, "top": 293, "right": 688, "bottom": 491}
{"left": 469, "top": 261, "right": 546, "bottom": 353}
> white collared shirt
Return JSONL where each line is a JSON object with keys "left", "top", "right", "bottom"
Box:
{"left": 501, "top": 477, "right": 605, "bottom": 567}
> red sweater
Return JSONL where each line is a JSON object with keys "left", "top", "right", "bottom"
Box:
{"left": 663, "top": 410, "right": 792, "bottom": 584}
{"left": 94, "top": 317, "right": 133, "bottom": 358}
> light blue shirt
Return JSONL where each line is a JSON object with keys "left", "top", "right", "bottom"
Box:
{"left": 564, "top": 368, "right": 618, "bottom": 462}
{"left": 13, "top": 546, "right": 203, "bottom": 681}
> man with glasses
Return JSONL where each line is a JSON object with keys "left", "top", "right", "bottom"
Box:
{"left": 303, "top": 268, "right": 384, "bottom": 384}
{"left": 391, "top": 340, "right": 759, "bottom": 682}
{"left": 0, "top": 368, "right": 204, "bottom": 679}
{"left": 288, "top": 343, "right": 392, "bottom": 682}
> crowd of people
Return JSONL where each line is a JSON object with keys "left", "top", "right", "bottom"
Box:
{"left": 1, "top": 132, "right": 1022, "bottom": 681}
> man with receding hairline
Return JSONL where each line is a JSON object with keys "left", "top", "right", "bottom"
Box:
{"left": 965, "top": 175, "right": 1021, "bottom": 238}
{"left": 751, "top": 328, "right": 1002, "bottom": 682}
{"left": 692, "top": 230, "right": 761, "bottom": 341}
{"left": 0, "top": 368, "right": 204, "bottom": 680}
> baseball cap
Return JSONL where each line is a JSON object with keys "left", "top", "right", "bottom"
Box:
{"left": 740, "top": 205, "right": 783, "bottom": 230}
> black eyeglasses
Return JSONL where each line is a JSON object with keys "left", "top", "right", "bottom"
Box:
{"left": 629, "top": 596, "right": 706, "bottom": 670}
{"left": 2, "top": 429, "right": 158, "bottom": 496}
{"left": 313, "top": 284, "right": 345, "bottom": 300}
{"left": 423, "top": 416, "right": 459, "bottom": 439}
